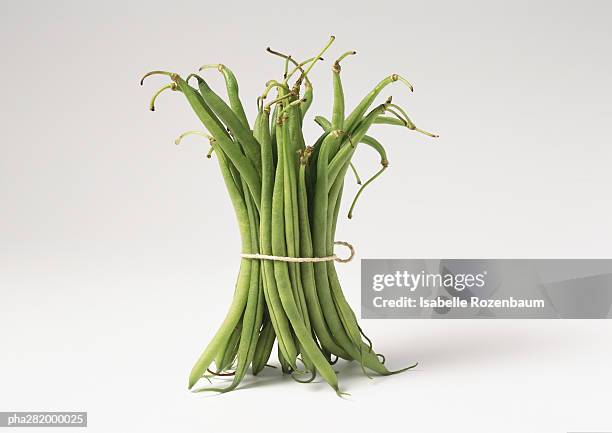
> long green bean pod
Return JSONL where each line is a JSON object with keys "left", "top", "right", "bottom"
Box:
{"left": 298, "top": 149, "right": 351, "bottom": 360}
{"left": 167, "top": 74, "right": 262, "bottom": 206}
{"left": 197, "top": 188, "right": 264, "bottom": 393}
{"left": 300, "top": 81, "right": 313, "bottom": 121}
{"left": 189, "top": 74, "right": 262, "bottom": 175}
{"left": 331, "top": 51, "right": 355, "bottom": 130}
{"left": 252, "top": 317, "right": 275, "bottom": 375}
{"left": 186, "top": 145, "right": 252, "bottom": 389}
{"left": 273, "top": 118, "right": 342, "bottom": 392}
{"left": 200, "top": 64, "right": 250, "bottom": 129}
{"left": 255, "top": 102, "right": 298, "bottom": 368}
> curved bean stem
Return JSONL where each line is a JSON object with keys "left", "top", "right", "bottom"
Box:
{"left": 171, "top": 75, "right": 262, "bottom": 205}
{"left": 174, "top": 130, "right": 213, "bottom": 144}
{"left": 349, "top": 162, "right": 362, "bottom": 185}
{"left": 344, "top": 74, "right": 413, "bottom": 133}
{"left": 188, "top": 73, "right": 262, "bottom": 175}
{"left": 149, "top": 83, "right": 177, "bottom": 111}
{"left": 347, "top": 165, "right": 387, "bottom": 219}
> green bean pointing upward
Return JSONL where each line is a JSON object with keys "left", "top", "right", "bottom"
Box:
{"left": 169, "top": 74, "right": 262, "bottom": 206}
{"left": 332, "top": 51, "right": 356, "bottom": 131}
{"left": 199, "top": 64, "right": 250, "bottom": 129}
{"left": 187, "top": 73, "right": 262, "bottom": 176}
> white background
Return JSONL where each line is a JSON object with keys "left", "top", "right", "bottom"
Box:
{"left": 1, "top": 1, "right": 611, "bottom": 432}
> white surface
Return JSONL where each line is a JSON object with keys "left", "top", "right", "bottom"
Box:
{"left": 3, "top": 257, "right": 612, "bottom": 433}
{"left": 1, "top": 1, "right": 611, "bottom": 432}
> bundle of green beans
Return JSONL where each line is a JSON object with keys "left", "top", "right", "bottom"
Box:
{"left": 141, "top": 36, "right": 436, "bottom": 396}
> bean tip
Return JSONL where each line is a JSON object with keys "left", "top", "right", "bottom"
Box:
{"left": 335, "top": 389, "right": 351, "bottom": 399}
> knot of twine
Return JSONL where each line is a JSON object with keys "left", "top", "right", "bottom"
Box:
{"left": 241, "top": 241, "right": 355, "bottom": 264}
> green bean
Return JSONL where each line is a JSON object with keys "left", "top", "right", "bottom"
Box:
{"left": 197, "top": 187, "right": 264, "bottom": 393}
{"left": 216, "top": 322, "right": 241, "bottom": 372}
{"left": 273, "top": 119, "right": 342, "bottom": 393}
{"left": 324, "top": 170, "right": 394, "bottom": 377}
{"left": 273, "top": 111, "right": 310, "bottom": 370}
{"left": 297, "top": 148, "right": 351, "bottom": 360}
{"left": 154, "top": 73, "right": 262, "bottom": 206}
{"left": 332, "top": 51, "right": 355, "bottom": 130}
{"left": 252, "top": 317, "right": 275, "bottom": 375}
{"left": 373, "top": 115, "right": 407, "bottom": 127}
{"left": 278, "top": 347, "right": 292, "bottom": 374}
{"left": 314, "top": 115, "right": 332, "bottom": 131}
{"left": 300, "top": 81, "right": 313, "bottom": 121}
{"left": 360, "top": 135, "right": 388, "bottom": 164}
{"left": 344, "top": 74, "right": 413, "bottom": 133}
{"left": 279, "top": 110, "right": 309, "bottom": 328}
{"left": 314, "top": 115, "right": 387, "bottom": 165}
{"left": 269, "top": 103, "right": 280, "bottom": 165}
{"left": 311, "top": 131, "right": 363, "bottom": 360}
{"left": 287, "top": 99, "right": 307, "bottom": 152}
{"left": 254, "top": 102, "right": 298, "bottom": 369}
{"left": 199, "top": 64, "right": 250, "bottom": 129}
{"left": 328, "top": 103, "right": 389, "bottom": 187}
{"left": 281, "top": 105, "right": 311, "bottom": 338}
{"left": 188, "top": 74, "right": 262, "bottom": 175}
{"left": 186, "top": 145, "right": 252, "bottom": 389}
{"left": 324, "top": 166, "right": 368, "bottom": 367}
